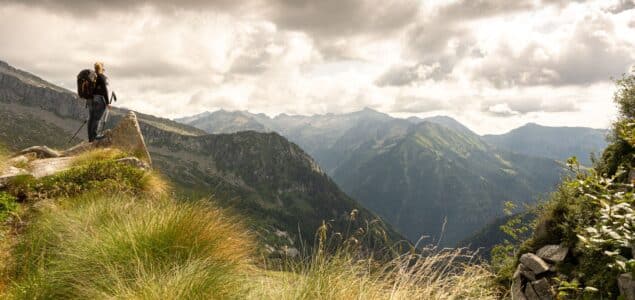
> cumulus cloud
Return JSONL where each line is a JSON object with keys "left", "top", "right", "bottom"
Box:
{"left": 0, "top": 0, "right": 631, "bottom": 133}
{"left": 471, "top": 12, "right": 635, "bottom": 87}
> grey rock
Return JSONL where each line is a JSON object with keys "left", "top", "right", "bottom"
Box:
{"left": 29, "top": 157, "right": 74, "bottom": 178}
{"left": 18, "top": 145, "right": 60, "bottom": 159}
{"left": 95, "top": 112, "right": 152, "bottom": 167}
{"left": 536, "top": 245, "right": 568, "bottom": 263}
{"left": 511, "top": 267, "right": 527, "bottom": 300}
{"left": 520, "top": 253, "right": 551, "bottom": 275}
{"left": 525, "top": 283, "right": 540, "bottom": 300}
{"left": 518, "top": 263, "right": 537, "bottom": 281}
{"left": 619, "top": 273, "right": 635, "bottom": 300}
{"left": 530, "top": 278, "right": 553, "bottom": 300}
{"left": 0, "top": 166, "right": 29, "bottom": 188}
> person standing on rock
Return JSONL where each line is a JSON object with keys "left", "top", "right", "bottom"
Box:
{"left": 88, "top": 62, "right": 110, "bottom": 142}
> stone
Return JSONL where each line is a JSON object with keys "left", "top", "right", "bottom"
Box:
{"left": 619, "top": 273, "right": 635, "bottom": 300}
{"left": 115, "top": 157, "right": 150, "bottom": 170}
{"left": 530, "top": 278, "right": 553, "bottom": 300}
{"left": 62, "top": 112, "right": 152, "bottom": 168}
{"left": 0, "top": 166, "right": 28, "bottom": 188}
{"left": 520, "top": 253, "right": 551, "bottom": 275}
{"left": 95, "top": 112, "right": 152, "bottom": 167}
{"left": 18, "top": 145, "right": 60, "bottom": 159}
{"left": 518, "top": 263, "right": 537, "bottom": 281}
{"left": 536, "top": 245, "right": 568, "bottom": 263}
{"left": 511, "top": 267, "right": 527, "bottom": 300}
{"left": 29, "top": 157, "right": 74, "bottom": 178}
{"left": 525, "top": 283, "right": 540, "bottom": 300}
{"left": 7, "top": 155, "right": 29, "bottom": 167}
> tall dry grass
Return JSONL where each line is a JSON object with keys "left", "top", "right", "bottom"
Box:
{"left": 250, "top": 247, "right": 498, "bottom": 300}
{"left": 6, "top": 193, "right": 254, "bottom": 299}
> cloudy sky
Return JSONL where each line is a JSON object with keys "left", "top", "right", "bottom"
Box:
{"left": 1, "top": 0, "right": 634, "bottom": 134}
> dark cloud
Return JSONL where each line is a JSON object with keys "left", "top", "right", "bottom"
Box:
{"left": 473, "top": 14, "right": 634, "bottom": 87}
{"left": 606, "top": 0, "right": 635, "bottom": 14}
{"left": 267, "top": 0, "right": 420, "bottom": 38}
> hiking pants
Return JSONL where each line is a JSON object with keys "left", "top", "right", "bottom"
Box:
{"left": 87, "top": 95, "right": 107, "bottom": 142}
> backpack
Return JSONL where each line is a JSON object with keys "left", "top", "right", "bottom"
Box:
{"left": 76, "top": 69, "right": 97, "bottom": 99}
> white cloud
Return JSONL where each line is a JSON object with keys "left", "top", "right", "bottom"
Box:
{"left": 0, "top": 0, "right": 631, "bottom": 134}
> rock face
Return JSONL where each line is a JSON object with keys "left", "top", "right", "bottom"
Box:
{"left": 96, "top": 112, "right": 152, "bottom": 166}
{"left": 62, "top": 112, "right": 152, "bottom": 166}
{"left": 512, "top": 246, "right": 567, "bottom": 300}
{"left": 619, "top": 273, "right": 635, "bottom": 300}
{"left": 536, "top": 245, "right": 568, "bottom": 263}
{"left": 520, "top": 253, "right": 551, "bottom": 275}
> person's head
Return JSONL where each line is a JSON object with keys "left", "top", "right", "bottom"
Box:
{"left": 94, "top": 62, "right": 105, "bottom": 74}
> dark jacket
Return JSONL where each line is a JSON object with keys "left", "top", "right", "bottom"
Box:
{"left": 94, "top": 73, "right": 109, "bottom": 104}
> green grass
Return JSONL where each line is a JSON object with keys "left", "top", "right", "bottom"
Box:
{"left": 0, "top": 147, "right": 500, "bottom": 299}
{"left": 250, "top": 248, "right": 498, "bottom": 300}
{"left": 6, "top": 193, "right": 254, "bottom": 299}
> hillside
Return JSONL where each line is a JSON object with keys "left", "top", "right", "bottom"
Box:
{"left": 179, "top": 109, "right": 565, "bottom": 246}
{"left": 0, "top": 59, "right": 400, "bottom": 249}
{"left": 0, "top": 118, "right": 499, "bottom": 299}
{"left": 482, "top": 123, "right": 608, "bottom": 166}
{"left": 333, "top": 121, "right": 562, "bottom": 245}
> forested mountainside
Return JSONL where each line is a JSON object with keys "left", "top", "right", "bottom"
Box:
{"left": 180, "top": 108, "right": 565, "bottom": 245}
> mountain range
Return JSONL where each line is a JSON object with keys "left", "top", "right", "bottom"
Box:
{"left": 176, "top": 109, "right": 605, "bottom": 245}
{"left": 0, "top": 60, "right": 401, "bottom": 250}
{"left": 1, "top": 58, "right": 609, "bottom": 248}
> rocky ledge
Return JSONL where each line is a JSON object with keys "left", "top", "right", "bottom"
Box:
{"left": 0, "top": 111, "right": 151, "bottom": 187}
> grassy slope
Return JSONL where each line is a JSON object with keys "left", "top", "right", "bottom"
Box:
{"left": 0, "top": 148, "right": 499, "bottom": 299}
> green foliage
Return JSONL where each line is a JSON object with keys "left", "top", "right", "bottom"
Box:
{"left": 490, "top": 201, "right": 534, "bottom": 285}
{"left": 0, "top": 192, "right": 18, "bottom": 222}
{"left": 7, "top": 193, "right": 254, "bottom": 299}
{"left": 614, "top": 72, "right": 635, "bottom": 119}
{"left": 493, "top": 72, "right": 635, "bottom": 297}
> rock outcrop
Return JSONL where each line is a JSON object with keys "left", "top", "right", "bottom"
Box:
{"left": 512, "top": 245, "right": 568, "bottom": 300}
{"left": 63, "top": 112, "right": 152, "bottom": 166}
{"left": 0, "top": 112, "right": 152, "bottom": 182}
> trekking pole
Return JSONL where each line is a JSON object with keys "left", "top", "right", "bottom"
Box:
{"left": 68, "top": 120, "right": 87, "bottom": 145}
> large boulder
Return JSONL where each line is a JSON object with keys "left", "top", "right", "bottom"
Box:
{"left": 63, "top": 112, "right": 152, "bottom": 167}
{"left": 536, "top": 245, "right": 568, "bottom": 263}
{"left": 520, "top": 253, "right": 551, "bottom": 275}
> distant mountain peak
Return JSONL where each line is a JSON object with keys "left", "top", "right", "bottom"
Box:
{"left": 422, "top": 115, "right": 475, "bottom": 135}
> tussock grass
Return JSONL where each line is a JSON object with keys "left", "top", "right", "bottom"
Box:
{"left": 250, "top": 247, "right": 498, "bottom": 300}
{"left": 6, "top": 193, "right": 254, "bottom": 299}
{"left": 70, "top": 148, "right": 126, "bottom": 167}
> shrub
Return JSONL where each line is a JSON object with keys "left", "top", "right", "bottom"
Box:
{"left": 7, "top": 193, "right": 254, "bottom": 299}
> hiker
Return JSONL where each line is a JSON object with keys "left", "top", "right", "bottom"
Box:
{"left": 88, "top": 62, "right": 110, "bottom": 142}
